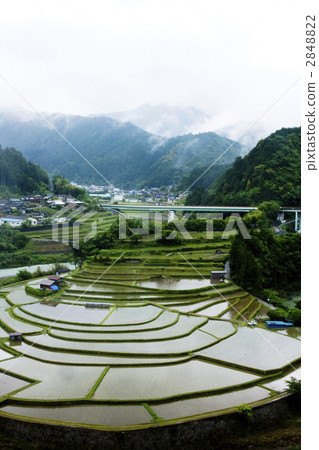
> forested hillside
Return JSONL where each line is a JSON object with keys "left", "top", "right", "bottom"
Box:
{"left": 185, "top": 127, "right": 301, "bottom": 206}
{"left": 229, "top": 230, "right": 301, "bottom": 296}
{"left": 0, "top": 146, "right": 49, "bottom": 195}
{"left": 176, "top": 163, "right": 232, "bottom": 193}
{"left": 0, "top": 112, "right": 247, "bottom": 188}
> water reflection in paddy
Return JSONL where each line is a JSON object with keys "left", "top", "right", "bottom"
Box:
{"left": 136, "top": 278, "right": 212, "bottom": 290}
{"left": 0, "top": 357, "right": 104, "bottom": 400}
{"left": 93, "top": 361, "right": 260, "bottom": 400}
{"left": 0, "top": 404, "right": 153, "bottom": 427}
{"left": 5, "top": 341, "right": 189, "bottom": 366}
{"left": 0, "top": 273, "right": 302, "bottom": 428}
{"left": 152, "top": 386, "right": 269, "bottom": 420}
{"left": 67, "top": 283, "right": 135, "bottom": 292}
{"left": 198, "top": 326, "right": 301, "bottom": 372}
{"left": 0, "top": 372, "right": 30, "bottom": 396}
{"left": 263, "top": 367, "right": 301, "bottom": 392}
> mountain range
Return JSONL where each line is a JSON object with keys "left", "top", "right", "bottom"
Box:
{"left": 0, "top": 110, "right": 248, "bottom": 188}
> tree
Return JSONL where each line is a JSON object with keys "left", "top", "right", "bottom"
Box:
{"left": 158, "top": 229, "right": 183, "bottom": 245}
{"left": 288, "top": 308, "right": 301, "bottom": 326}
{"left": 130, "top": 233, "right": 142, "bottom": 243}
{"left": 187, "top": 128, "right": 301, "bottom": 207}
{"left": 262, "top": 289, "right": 284, "bottom": 307}
{"left": 267, "top": 308, "right": 288, "bottom": 321}
{"left": 0, "top": 146, "right": 49, "bottom": 195}
{"left": 286, "top": 377, "right": 301, "bottom": 396}
{"left": 52, "top": 175, "right": 88, "bottom": 200}
{"left": 16, "top": 269, "right": 32, "bottom": 281}
{"left": 21, "top": 219, "right": 33, "bottom": 229}
{"left": 258, "top": 201, "right": 281, "bottom": 222}
{"left": 229, "top": 234, "right": 262, "bottom": 294}
{"left": 229, "top": 229, "right": 300, "bottom": 298}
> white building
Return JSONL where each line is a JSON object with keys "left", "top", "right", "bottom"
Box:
{"left": 0, "top": 216, "right": 37, "bottom": 227}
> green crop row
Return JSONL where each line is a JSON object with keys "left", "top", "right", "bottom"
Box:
{"left": 25, "top": 286, "right": 53, "bottom": 298}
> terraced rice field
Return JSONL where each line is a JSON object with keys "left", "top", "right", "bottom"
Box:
{"left": 0, "top": 248, "right": 301, "bottom": 431}
{"left": 23, "top": 211, "right": 117, "bottom": 242}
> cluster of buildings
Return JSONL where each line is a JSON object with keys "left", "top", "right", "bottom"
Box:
{"left": 39, "top": 275, "right": 64, "bottom": 291}
{"left": 69, "top": 180, "right": 178, "bottom": 204}
{"left": 0, "top": 195, "right": 85, "bottom": 228}
{"left": 88, "top": 186, "right": 177, "bottom": 204}
{"left": 0, "top": 183, "right": 179, "bottom": 228}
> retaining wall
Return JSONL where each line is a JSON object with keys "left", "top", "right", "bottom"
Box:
{"left": 0, "top": 395, "right": 299, "bottom": 449}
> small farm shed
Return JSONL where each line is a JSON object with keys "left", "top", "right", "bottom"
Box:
{"left": 40, "top": 279, "right": 59, "bottom": 290}
{"left": 9, "top": 332, "right": 22, "bottom": 341}
{"left": 56, "top": 268, "right": 70, "bottom": 275}
{"left": 48, "top": 275, "right": 63, "bottom": 283}
{"left": 210, "top": 270, "right": 227, "bottom": 281}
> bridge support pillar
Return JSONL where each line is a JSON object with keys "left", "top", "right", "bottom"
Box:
{"left": 295, "top": 211, "right": 301, "bottom": 233}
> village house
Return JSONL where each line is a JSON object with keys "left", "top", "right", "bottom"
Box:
{"left": 47, "top": 198, "right": 66, "bottom": 208}
{"left": 48, "top": 275, "right": 64, "bottom": 284}
{"left": 39, "top": 279, "right": 59, "bottom": 291}
{"left": 210, "top": 270, "right": 228, "bottom": 282}
{"left": 0, "top": 215, "right": 37, "bottom": 227}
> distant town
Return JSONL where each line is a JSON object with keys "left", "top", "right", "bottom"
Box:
{"left": 0, "top": 183, "right": 179, "bottom": 228}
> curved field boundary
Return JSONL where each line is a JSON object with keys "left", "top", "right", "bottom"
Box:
{"left": 47, "top": 316, "right": 209, "bottom": 343}
{"left": 11, "top": 308, "right": 181, "bottom": 334}
{"left": 17, "top": 304, "right": 164, "bottom": 328}
{"left": 20, "top": 332, "right": 218, "bottom": 358}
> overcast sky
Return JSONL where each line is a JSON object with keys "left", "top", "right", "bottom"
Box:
{"left": 0, "top": 0, "right": 302, "bottom": 132}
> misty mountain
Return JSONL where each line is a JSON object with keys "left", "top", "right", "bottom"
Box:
{"left": 0, "top": 110, "right": 248, "bottom": 188}
{"left": 105, "top": 104, "right": 210, "bottom": 138}
{"left": 214, "top": 121, "right": 274, "bottom": 150}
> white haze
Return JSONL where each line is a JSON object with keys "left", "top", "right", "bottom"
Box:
{"left": 0, "top": 0, "right": 301, "bottom": 136}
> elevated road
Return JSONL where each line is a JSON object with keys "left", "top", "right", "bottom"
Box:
{"left": 102, "top": 204, "right": 301, "bottom": 214}
{"left": 102, "top": 204, "right": 256, "bottom": 213}
{"left": 102, "top": 203, "right": 301, "bottom": 232}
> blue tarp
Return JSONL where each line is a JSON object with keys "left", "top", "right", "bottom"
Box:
{"left": 266, "top": 320, "right": 293, "bottom": 329}
{"left": 50, "top": 285, "right": 59, "bottom": 291}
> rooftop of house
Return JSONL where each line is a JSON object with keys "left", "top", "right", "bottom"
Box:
{"left": 39, "top": 279, "right": 56, "bottom": 286}
{"left": 1, "top": 215, "right": 26, "bottom": 221}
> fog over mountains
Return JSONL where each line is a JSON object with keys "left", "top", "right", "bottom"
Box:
{"left": 105, "top": 104, "right": 210, "bottom": 138}
{"left": 0, "top": 107, "right": 251, "bottom": 188}
{"left": 105, "top": 104, "right": 272, "bottom": 148}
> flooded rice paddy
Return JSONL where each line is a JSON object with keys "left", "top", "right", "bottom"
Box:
{"left": 0, "top": 269, "right": 301, "bottom": 429}
{"left": 136, "top": 278, "right": 211, "bottom": 290}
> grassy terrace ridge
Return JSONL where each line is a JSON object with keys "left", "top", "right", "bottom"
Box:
{"left": 0, "top": 235, "right": 300, "bottom": 432}
{"left": 22, "top": 212, "right": 116, "bottom": 239}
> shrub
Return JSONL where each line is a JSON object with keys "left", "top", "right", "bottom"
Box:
{"left": 262, "top": 289, "right": 285, "bottom": 307}
{"left": 267, "top": 308, "right": 288, "bottom": 321}
{"left": 25, "top": 285, "right": 52, "bottom": 298}
{"left": 288, "top": 308, "right": 301, "bottom": 326}
{"left": 16, "top": 269, "right": 33, "bottom": 281}
{"left": 295, "top": 299, "right": 301, "bottom": 310}
{"left": 286, "top": 377, "right": 301, "bottom": 396}
{"left": 237, "top": 403, "right": 252, "bottom": 419}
